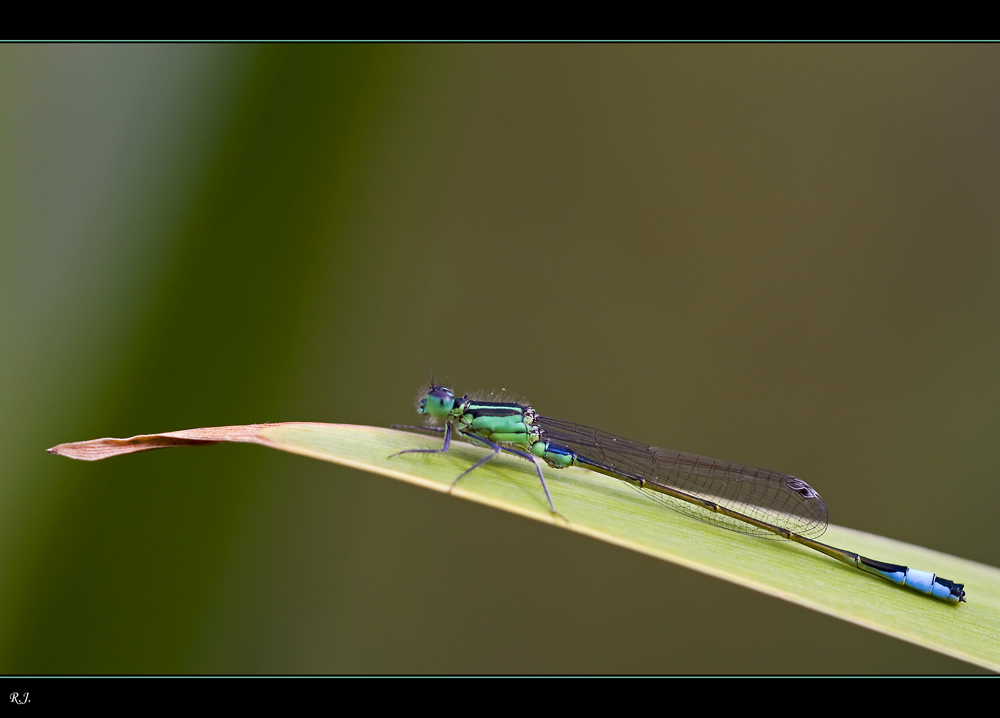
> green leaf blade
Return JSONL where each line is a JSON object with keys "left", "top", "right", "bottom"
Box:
{"left": 50, "top": 421, "right": 1000, "bottom": 671}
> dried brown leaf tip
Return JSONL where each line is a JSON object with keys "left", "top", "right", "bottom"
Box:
{"left": 46, "top": 424, "right": 285, "bottom": 461}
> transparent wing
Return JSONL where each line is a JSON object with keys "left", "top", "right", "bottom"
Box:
{"left": 537, "top": 416, "right": 829, "bottom": 539}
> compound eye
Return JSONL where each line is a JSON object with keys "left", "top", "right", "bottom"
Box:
{"left": 429, "top": 387, "right": 454, "bottom": 401}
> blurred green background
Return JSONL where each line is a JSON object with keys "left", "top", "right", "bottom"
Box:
{"left": 1, "top": 44, "right": 997, "bottom": 674}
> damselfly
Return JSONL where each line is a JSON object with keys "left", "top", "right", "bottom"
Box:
{"left": 390, "top": 384, "right": 965, "bottom": 603}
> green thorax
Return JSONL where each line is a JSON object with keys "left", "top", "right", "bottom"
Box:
{"left": 418, "top": 385, "right": 542, "bottom": 449}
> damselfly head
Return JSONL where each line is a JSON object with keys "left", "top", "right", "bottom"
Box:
{"left": 418, "top": 384, "right": 456, "bottom": 419}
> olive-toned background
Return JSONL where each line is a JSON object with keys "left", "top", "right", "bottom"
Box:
{"left": 2, "top": 44, "right": 997, "bottom": 673}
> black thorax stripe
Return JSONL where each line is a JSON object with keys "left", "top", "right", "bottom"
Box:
{"left": 463, "top": 401, "right": 527, "bottom": 419}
